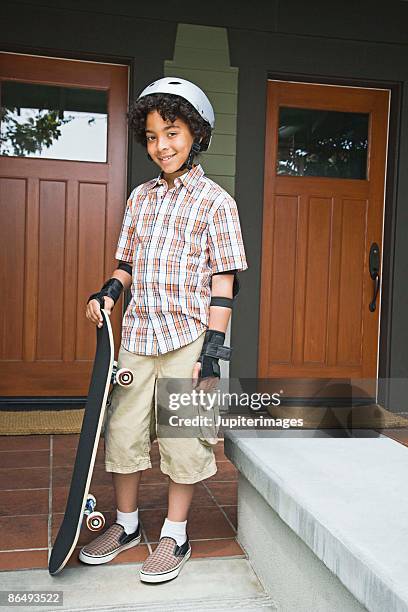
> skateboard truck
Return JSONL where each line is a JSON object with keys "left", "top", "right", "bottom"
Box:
{"left": 111, "top": 361, "right": 134, "bottom": 387}
{"left": 84, "top": 494, "right": 106, "bottom": 531}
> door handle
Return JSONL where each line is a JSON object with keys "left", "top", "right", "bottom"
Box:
{"left": 369, "top": 242, "right": 380, "bottom": 312}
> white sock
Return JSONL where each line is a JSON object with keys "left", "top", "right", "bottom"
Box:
{"left": 116, "top": 508, "right": 139, "bottom": 535}
{"left": 160, "top": 517, "right": 187, "bottom": 546}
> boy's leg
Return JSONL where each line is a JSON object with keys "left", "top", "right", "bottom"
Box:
{"left": 112, "top": 471, "right": 143, "bottom": 513}
{"left": 79, "top": 345, "right": 157, "bottom": 566}
{"left": 140, "top": 332, "right": 217, "bottom": 582}
{"left": 167, "top": 480, "right": 194, "bottom": 521}
{"left": 104, "top": 346, "right": 156, "bottom": 476}
{"left": 156, "top": 331, "right": 218, "bottom": 487}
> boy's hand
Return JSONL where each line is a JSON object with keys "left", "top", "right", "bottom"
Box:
{"left": 192, "top": 362, "right": 218, "bottom": 392}
{"left": 86, "top": 297, "right": 114, "bottom": 328}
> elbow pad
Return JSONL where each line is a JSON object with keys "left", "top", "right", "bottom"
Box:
{"left": 232, "top": 273, "right": 240, "bottom": 298}
{"left": 210, "top": 297, "right": 233, "bottom": 309}
{"left": 118, "top": 261, "right": 132, "bottom": 276}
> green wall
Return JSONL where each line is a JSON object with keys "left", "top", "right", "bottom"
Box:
{"left": 165, "top": 23, "right": 238, "bottom": 196}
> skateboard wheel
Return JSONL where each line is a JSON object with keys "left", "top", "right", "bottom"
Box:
{"left": 87, "top": 511, "right": 105, "bottom": 531}
{"left": 116, "top": 368, "right": 134, "bottom": 387}
{"left": 87, "top": 494, "right": 96, "bottom": 505}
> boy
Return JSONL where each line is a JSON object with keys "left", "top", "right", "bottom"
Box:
{"left": 81, "top": 77, "right": 247, "bottom": 583}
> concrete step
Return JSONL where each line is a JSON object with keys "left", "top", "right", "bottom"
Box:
{"left": 225, "top": 431, "right": 408, "bottom": 612}
{"left": 61, "top": 593, "right": 276, "bottom": 611}
{"left": 1, "top": 558, "right": 277, "bottom": 612}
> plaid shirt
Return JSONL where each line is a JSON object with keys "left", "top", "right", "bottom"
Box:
{"left": 115, "top": 164, "right": 248, "bottom": 355}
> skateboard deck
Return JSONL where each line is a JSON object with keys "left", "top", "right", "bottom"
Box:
{"left": 49, "top": 309, "right": 117, "bottom": 575}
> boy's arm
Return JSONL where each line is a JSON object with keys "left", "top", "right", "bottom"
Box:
{"left": 110, "top": 267, "right": 132, "bottom": 291}
{"left": 193, "top": 272, "right": 235, "bottom": 383}
{"left": 208, "top": 273, "right": 234, "bottom": 334}
{"left": 86, "top": 263, "right": 132, "bottom": 327}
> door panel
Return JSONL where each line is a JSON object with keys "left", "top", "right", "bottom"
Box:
{"left": 0, "top": 53, "right": 128, "bottom": 395}
{"left": 303, "top": 197, "right": 331, "bottom": 365}
{"left": 259, "top": 81, "right": 389, "bottom": 380}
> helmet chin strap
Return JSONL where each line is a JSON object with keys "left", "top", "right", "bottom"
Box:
{"left": 176, "top": 142, "right": 201, "bottom": 172}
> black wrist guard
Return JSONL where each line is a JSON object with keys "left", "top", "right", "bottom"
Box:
{"left": 87, "top": 278, "right": 124, "bottom": 309}
{"left": 198, "top": 330, "right": 232, "bottom": 378}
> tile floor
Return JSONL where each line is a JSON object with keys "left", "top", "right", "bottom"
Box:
{"left": 380, "top": 428, "right": 408, "bottom": 448}
{"left": 0, "top": 436, "right": 243, "bottom": 572}
{"left": 2, "top": 428, "right": 407, "bottom": 573}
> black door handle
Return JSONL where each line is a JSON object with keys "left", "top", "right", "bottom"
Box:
{"left": 369, "top": 243, "right": 380, "bottom": 312}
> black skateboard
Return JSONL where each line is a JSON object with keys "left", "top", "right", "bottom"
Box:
{"left": 49, "top": 309, "right": 133, "bottom": 575}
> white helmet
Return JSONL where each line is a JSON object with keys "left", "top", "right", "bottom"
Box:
{"left": 138, "top": 77, "right": 215, "bottom": 129}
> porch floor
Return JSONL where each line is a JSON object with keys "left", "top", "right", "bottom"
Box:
{"left": 1, "top": 427, "right": 407, "bottom": 574}
{"left": 0, "top": 436, "right": 243, "bottom": 572}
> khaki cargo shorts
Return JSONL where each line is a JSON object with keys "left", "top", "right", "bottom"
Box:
{"left": 103, "top": 331, "right": 218, "bottom": 484}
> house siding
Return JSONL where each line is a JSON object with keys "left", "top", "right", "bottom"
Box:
{"left": 2, "top": 1, "right": 408, "bottom": 400}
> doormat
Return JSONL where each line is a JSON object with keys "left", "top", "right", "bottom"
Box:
{"left": 2, "top": 404, "right": 407, "bottom": 436}
{"left": 0, "top": 409, "right": 85, "bottom": 435}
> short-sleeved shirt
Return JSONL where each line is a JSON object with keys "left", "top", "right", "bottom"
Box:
{"left": 115, "top": 163, "right": 248, "bottom": 355}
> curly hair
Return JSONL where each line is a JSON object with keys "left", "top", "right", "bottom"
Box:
{"left": 127, "top": 93, "right": 212, "bottom": 151}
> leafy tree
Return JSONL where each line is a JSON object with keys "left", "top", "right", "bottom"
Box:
{"left": 0, "top": 107, "right": 72, "bottom": 156}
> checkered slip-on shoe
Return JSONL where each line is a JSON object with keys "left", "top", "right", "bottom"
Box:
{"left": 139, "top": 536, "right": 191, "bottom": 583}
{"left": 78, "top": 522, "right": 141, "bottom": 565}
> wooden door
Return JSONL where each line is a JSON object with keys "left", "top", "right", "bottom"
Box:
{"left": 258, "top": 81, "right": 389, "bottom": 381}
{"left": 0, "top": 53, "right": 128, "bottom": 396}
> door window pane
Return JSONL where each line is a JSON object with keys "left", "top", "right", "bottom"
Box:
{"left": 0, "top": 81, "right": 108, "bottom": 162}
{"left": 277, "top": 107, "right": 369, "bottom": 179}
